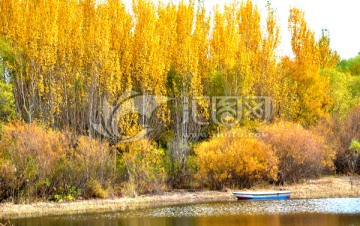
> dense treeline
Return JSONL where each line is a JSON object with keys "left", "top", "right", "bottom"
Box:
{"left": 0, "top": 0, "right": 339, "bottom": 132}
{"left": 0, "top": 0, "right": 359, "bottom": 202}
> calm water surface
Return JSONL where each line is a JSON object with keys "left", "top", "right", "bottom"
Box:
{"left": 4, "top": 198, "right": 360, "bottom": 226}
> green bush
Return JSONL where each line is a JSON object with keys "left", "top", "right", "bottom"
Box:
{"left": 0, "top": 76, "right": 17, "bottom": 123}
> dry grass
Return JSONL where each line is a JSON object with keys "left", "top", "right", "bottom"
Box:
{"left": 246, "top": 175, "right": 360, "bottom": 199}
{"left": 279, "top": 175, "right": 360, "bottom": 199}
{"left": 1, "top": 175, "right": 359, "bottom": 220}
{"left": 0, "top": 190, "right": 233, "bottom": 219}
{"left": 0, "top": 221, "right": 13, "bottom": 226}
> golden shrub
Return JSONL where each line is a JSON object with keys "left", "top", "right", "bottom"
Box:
{"left": 194, "top": 129, "right": 278, "bottom": 189}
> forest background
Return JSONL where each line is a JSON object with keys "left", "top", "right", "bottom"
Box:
{"left": 0, "top": 0, "right": 359, "bottom": 203}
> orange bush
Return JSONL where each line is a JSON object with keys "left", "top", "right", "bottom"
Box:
{"left": 314, "top": 105, "right": 360, "bottom": 174}
{"left": 0, "top": 121, "right": 69, "bottom": 201}
{"left": 347, "top": 104, "right": 360, "bottom": 141}
{"left": 194, "top": 129, "right": 278, "bottom": 189}
{"left": 260, "top": 121, "right": 335, "bottom": 183}
{"left": 0, "top": 157, "right": 17, "bottom": 201}
{"left": 0, "top": 121, "right": 116, "bottom": 201}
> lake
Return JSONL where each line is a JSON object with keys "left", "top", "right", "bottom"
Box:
{"left": 4, "top": 198, "right": 360, "bottom": 226}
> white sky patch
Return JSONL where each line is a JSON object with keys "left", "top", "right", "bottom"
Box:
{"left": 203, "top": 0, "right": 360, "bottom": 59}
{"left": 102, "top": 0, "right": 360, "bottom": 59}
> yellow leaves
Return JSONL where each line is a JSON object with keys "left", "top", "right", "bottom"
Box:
{"left": 194, "top": 128, "right": 278, "bottom": 188}
{"left": 289, "top": 7, "right": 319, "bottom": 78}
{"left": 318, "top": 30, "right": 340, "bottom": 69}
{"left": 122, "top": 139, "right": 167, "bottom": 193}
{"left": 0, "top": 0, "right": 338, "bottom": 131}
{"left": 132, "top": 0, "right": 166, "bottom": 95}
{"left": 211, "top": 3, "right": 238, "bottom": 73}
{"left": 210, "top": 1, "right": 269, "bottom": 97}
{"left": 282, "top": 7, "right": 334, "bottom": 125}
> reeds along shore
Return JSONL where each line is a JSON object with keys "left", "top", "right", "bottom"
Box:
{"left": 0, "top": 176, "right": 359, "bottom": 220}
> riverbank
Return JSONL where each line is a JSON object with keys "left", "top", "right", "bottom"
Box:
{"left": 0, "top": 190, "right": 233, "bottom": 219}
{"left": 273, "top": 175, "right": 360, "bottom": 199}
{"left": 1, "top": 175, "right": 359, "bottom": 219}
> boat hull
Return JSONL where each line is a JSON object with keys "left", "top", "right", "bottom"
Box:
{"left": 233, "top": 191, "right": 291, "bottom": 201}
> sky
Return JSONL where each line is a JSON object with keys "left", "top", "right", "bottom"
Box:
{"left": 204, "top": 0, "right": 360, "bottom": 59}
{"left": 122, "top": 0, "right": 360, "bottom": 59}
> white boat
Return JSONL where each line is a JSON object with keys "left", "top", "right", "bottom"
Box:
{"left": 233, "top": 191, "right": 291, "bottom": 200}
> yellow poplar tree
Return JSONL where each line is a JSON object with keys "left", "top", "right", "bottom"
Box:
{"left": 318, "top": 29, "right": 340, "bottom": 69}
{"left": 211, "top": 2, "right": 239, "bottom": 96}
{"left": 287, "top": 8, "right": 332, "bottom": 124}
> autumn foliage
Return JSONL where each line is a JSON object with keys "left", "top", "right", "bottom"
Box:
{"left": 314, "top": 105, "right": 360, "bottom": 174}
{"left": 194, "top": 129, "right": 278, "bottom": 189}
{"left": 0, "top": 0, "right": 358, "bottom": 200}
{"left": 0, "top": 0, "right": 339, "bottom": 133}
{"left": 0, "top": 122, "right": 115, "bottom": 202}
{"left": 120, "top": 139, "right": 168, "bottom": 195}
{"left": 260, "top": 122, "right": 335, "bottom": 183}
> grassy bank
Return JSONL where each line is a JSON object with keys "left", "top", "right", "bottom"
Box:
{"left": 1, "top": 175, "right": 359, "bottom": 220}
{"left": 252, "top": 175, "right": 360, "bottom": 199}
{"left": 0, "top": 190, "right": 233, "bottom": 219}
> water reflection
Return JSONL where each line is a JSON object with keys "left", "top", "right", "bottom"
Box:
{"left": 5, "top": 198, "right": 360, "bottom": 226}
